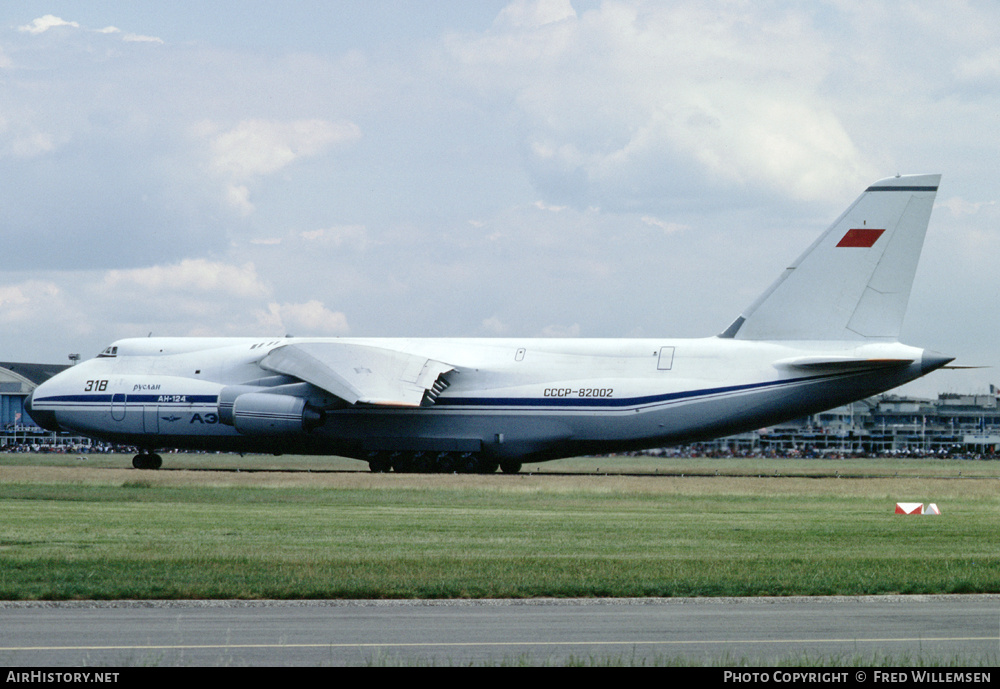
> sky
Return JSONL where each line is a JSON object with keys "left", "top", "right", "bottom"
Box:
{"left": 1, "top": 1, "right": 998, "bottom": 398}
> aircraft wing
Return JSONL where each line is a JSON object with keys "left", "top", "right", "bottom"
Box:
{"left": 259, "top": 342, "right": 454, "bottom": 407}
{"left": 774, "top": 356, "right": 914, "bottom": 371}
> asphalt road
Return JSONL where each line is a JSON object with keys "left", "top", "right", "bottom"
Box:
{"left": 1, "top": 595, "right": 997, "bottom": 667}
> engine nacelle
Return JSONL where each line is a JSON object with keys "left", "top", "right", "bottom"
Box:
{"left": 226, "top": 391, "right": 324, "bottom": 435}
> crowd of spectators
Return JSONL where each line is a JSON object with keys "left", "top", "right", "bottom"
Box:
{"left": 632, "top": 444, "right": 998, "bottom": 460}
{"left": 3, "top": 438, "right": 997, "bottom": 460}
{"left": 1, "top": 441, "right": 136, "bottom": 454}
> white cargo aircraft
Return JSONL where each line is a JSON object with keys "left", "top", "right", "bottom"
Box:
{"left": 27, "top": 174, "right": 951, "bottom": 472}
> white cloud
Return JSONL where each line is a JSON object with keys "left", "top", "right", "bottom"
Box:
{"left": 939, "top": 197, "right": 997, "bottom": 217}
{"left": 17, "top": 15, "right": 160, "bottom": 43}
{"left": 955, "top": 46, "right": 1000, "bottom": 81}
{"left": 480, "top": 316, "right": 509, "bottom": 335}
{"left": 123, "top": 33, "right": 164, "bottom": 44}
{"left": 0, "top": 262, "right": 342, "bottom": 344}
{"left": 0, "top": 282, "right": 59, "bottom": 320}
{"left": 495, "top": 0, "right": 576, "bottom": 29}
{"left": 641, "top": 216, "right": 687, "bottom": 234}
{"left": 539, "top": 323, "right": 580, "bottom": 338}
{"left": 27, "top": 263, "right": 349, "bottom": 340}
{"left": 449, "top": 1, "right": 872, "bottom": 205}
{"left": 201, "top": 118, "right": 362, "bottom": 214}
{"left": 257, "top": 300, "right": 350, "bottom": 336}
{"left": 101, "top": 259, "right": 270, "bottom": 298}
{"left": 207, "top": 118, "right": 361, "bottom": 180}
{"left": 0, "top": 280, "right": 87, "bottom": 344}
{"left": 225, "top": 184, "right": 255, "bottom": 216}
{"left": 3, "top": 128, "right": 57, "bottom": 159}
{"left": 533, "top": 200, "right": 567, "bottom": 212}
{"left": 299, "top": 225, "right": 372, "bottom": 251}
{"left": 19, "top": 15, "right": 80, "bottom": 35}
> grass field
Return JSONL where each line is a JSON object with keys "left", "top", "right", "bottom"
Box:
{"left": 1, "top": 453, "right": 999, "bottom": 600}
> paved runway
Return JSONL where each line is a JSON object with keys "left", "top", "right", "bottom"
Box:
{"left": 2, "top": 595, "right": 998, "bottom": 666}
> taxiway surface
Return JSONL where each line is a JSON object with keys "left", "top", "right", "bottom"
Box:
{"left": 2, "top": 595, "right": 998, "bottom": 666}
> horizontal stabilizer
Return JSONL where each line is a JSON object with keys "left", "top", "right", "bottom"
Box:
{"left": 775, "top": 356, "right": 914, "bottom": 371}
{"left": 260, "top": 342, "right": 454, "bottom": 407}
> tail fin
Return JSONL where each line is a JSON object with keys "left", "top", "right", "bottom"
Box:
{"left": 720, "top": 173, "right": 940, "bottom": 341}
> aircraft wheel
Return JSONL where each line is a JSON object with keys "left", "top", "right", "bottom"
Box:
{"left": 132, "top": 453, "right": 163, "bottom": 470}
{"left": 412, "top": 453, "right": 438, "bottom": 473}
{"left": 434, "top": 452, "right": 456, "bottom": 473}
{"left": 368, "top": 453, "right": 391, "bottom": 473}
{"left": 499, "top": 461, "right": 522, "bottom": 474}
{"left": 455, "top": 453, "right": 479, "bottom": 473}
{"left": 476, "top": 458, "right": 500, "bottom": 474}
{"left": 391, "top": 456, "right": 414, "bottom": 473}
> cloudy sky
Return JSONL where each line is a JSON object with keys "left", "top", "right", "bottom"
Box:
{"left": 2, "top": 1, "right": 998, "bottom": 398}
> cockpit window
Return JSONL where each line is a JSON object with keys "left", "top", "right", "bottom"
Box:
{"left": 97, "top": 346, "right": 118, "bottom": 358}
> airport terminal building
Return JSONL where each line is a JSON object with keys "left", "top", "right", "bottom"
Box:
{"left": 741, "top": 392, "right": 1000, "bottom": 456}
{"left": 3, "top": 360, "right": 999, "bottom": 456}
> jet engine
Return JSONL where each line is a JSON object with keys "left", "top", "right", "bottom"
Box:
{"left": 218, "top": 387, "right": 324, "bottom": 435}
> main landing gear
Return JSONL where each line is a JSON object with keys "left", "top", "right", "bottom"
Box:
{"left": 132, "top": 451, "right": 163, "bottom": 470}
{"left": 366, "top": 451, "right": 522, "bottom": 474}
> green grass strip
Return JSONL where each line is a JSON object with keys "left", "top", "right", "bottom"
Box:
{"left": 1, "top": 469, "right": 998, "bottom": 600}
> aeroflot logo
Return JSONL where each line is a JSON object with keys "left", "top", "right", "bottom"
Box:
{"left": 837, "top": 228, "right": 885, "bottom": 247}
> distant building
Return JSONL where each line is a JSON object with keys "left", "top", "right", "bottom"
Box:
{"left": 1, "top": 362, "right": 70, "bottom": 428}
{"left": 710, "top": 391, "right": 1000, "bottom": 456}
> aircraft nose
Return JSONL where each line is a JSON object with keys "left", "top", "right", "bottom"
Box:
{"left": 24, "top": 390, "right": 60, "bottom": 431}
{"left": 920, "top": 350, "right": 954, "bottom": 375}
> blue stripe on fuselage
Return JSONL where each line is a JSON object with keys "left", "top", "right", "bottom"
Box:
{"left": 435, "top": 370, "right": 855, "bottom": 410}
{"left": 33, "top": 394, "right": 219, "bottom": 405}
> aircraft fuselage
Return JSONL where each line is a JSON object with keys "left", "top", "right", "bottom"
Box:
{"left": 27, "top": 335, "right": 949, "bottom": 467}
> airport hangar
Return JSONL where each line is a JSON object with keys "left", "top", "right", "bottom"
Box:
{"left": 0, "top": 361, "right": 69, "bottom": 446}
